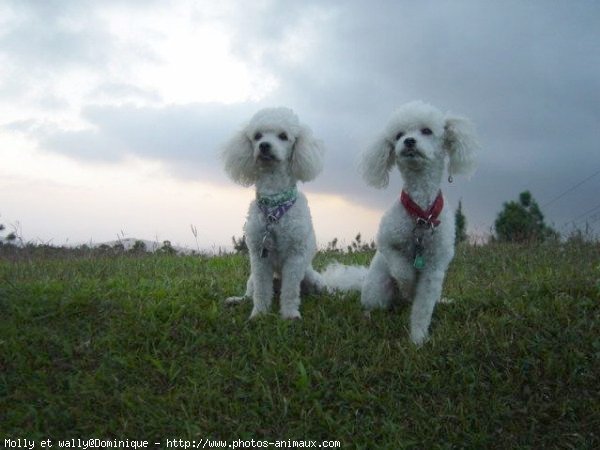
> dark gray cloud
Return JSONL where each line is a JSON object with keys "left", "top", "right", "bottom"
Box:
{"left": 3, "top": 0, "right": 600, "bottom": 236}
{"left": 240, "top": 0, "right": 600, "bottom": 234}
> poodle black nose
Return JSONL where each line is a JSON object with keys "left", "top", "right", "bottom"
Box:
{"left": 404, "top": 137, "right": 417, "bottom": 148}
{"left": 259, "top": 142, "right": 271, "bottom": 153}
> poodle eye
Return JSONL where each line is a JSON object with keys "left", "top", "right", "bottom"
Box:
{"left": 421, "top": 128, "right": 433, "bottom": 136}
{"left": 395, "top": 132, "right": 405, "bottom": 141}
{"left": 254, "top": 132, "right": 263, "bottom": 141}
{"left": 278, "top": 132, "right": 288, "bottom": 141}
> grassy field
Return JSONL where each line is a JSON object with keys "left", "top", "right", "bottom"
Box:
{"left": 1, "top": 241, "right": 599, "bottom": 448}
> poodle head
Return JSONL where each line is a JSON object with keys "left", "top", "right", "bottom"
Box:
{"left": 359, "top": 101, "right": 479, "bottom": 188}
{"left": 220, "top": 107, "right": 324, "bottom": 186}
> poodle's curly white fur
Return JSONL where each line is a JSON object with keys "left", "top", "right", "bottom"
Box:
{"left": 221, "top": 107, "right": 325, "bottom": 319}
{"left": 325, "top": 101, "right": 478, "bottom": 344}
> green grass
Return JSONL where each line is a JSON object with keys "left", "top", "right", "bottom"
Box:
{"left": 1, "top": 242, "right": 599, "bottom": 448}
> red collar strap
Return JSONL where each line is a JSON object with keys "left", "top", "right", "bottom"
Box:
{"left": 400, "top": 190, "right": 444, "bottom": 227}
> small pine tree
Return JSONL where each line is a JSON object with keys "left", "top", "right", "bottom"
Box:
{"left": 455, "top": 200, "right": 467, "bottom": 244}
{"left": 494, "top": 191, "right": 558, "bottom": 242}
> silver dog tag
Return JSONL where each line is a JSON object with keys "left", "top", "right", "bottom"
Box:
{"left": 261, "top": 231, "right": 274, "bottom": 258}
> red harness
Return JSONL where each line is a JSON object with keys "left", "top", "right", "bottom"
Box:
{"left": 400, "top": 190, "right": 444, "bottom": 227}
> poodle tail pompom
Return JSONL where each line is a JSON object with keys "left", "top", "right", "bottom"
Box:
{"left": 322, "top": 262, "right": 368, "bottom": 293}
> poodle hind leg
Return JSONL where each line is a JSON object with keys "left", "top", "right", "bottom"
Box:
{"left": 361, "top": 253, "right": 397, "bottom": 311}
{"left": 225, "top": 274, "right": 253, "bottom": 305}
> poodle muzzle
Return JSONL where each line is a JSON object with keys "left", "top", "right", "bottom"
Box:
{"left": 257, "top": 142, "right": 279, "bottom": 162}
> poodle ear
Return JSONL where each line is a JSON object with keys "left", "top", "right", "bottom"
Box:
{"left": 290, "top": 126, "right": 324, "bottom": 182}
{"left": 220, "top": 127, "right": 256, "bottom": 186}
{"left": 359, "top": 134, "right": 395, "bottom": 188}
{"left": 443, "top": 116, "right": 479, "bottom": 177}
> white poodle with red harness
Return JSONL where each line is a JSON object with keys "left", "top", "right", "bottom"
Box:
{"left": 325, "top": 101, "right": 479, "bottom": 344}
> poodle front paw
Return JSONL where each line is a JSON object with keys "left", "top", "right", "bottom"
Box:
{"left": 249, "top": 304, "right": 269, "bottom": 319}
{"left": 280, "top": 308, "right": 302, "bottom": 320}
{"left": 410, "top": 328, "right": 429, "bottom": 346}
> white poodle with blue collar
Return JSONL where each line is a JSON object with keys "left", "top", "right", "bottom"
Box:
{"left": 221, "top": 107, "right": 325, "bottom": 319}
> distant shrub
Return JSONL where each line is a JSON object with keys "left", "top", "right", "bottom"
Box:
{"left": 346, "top": 233, "right": 375, "bottom": 254}
{"left": 326, "top": 237, "right": 339, "bottom": 252}
{"left": 158, "top": 240, "right": 177, "bottom": 255}
{"left": 232, "top": 235, "right": 248, "bottom": 254}
{"left": 494, "top": 191, "right": 558, "bottom": 243}
{"left": 0, "top": 223, "right": 17, "bottom": 246}
{"left": 130, "top": 240, "right": 147, "bottom": 255}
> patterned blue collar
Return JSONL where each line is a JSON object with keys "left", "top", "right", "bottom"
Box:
{"left": 257, "top": 186, "right": 298, "bottom": 223}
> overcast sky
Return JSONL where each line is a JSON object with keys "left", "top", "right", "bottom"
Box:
{"left": 1, "top": 0, "right": 599, "bottom": 249}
